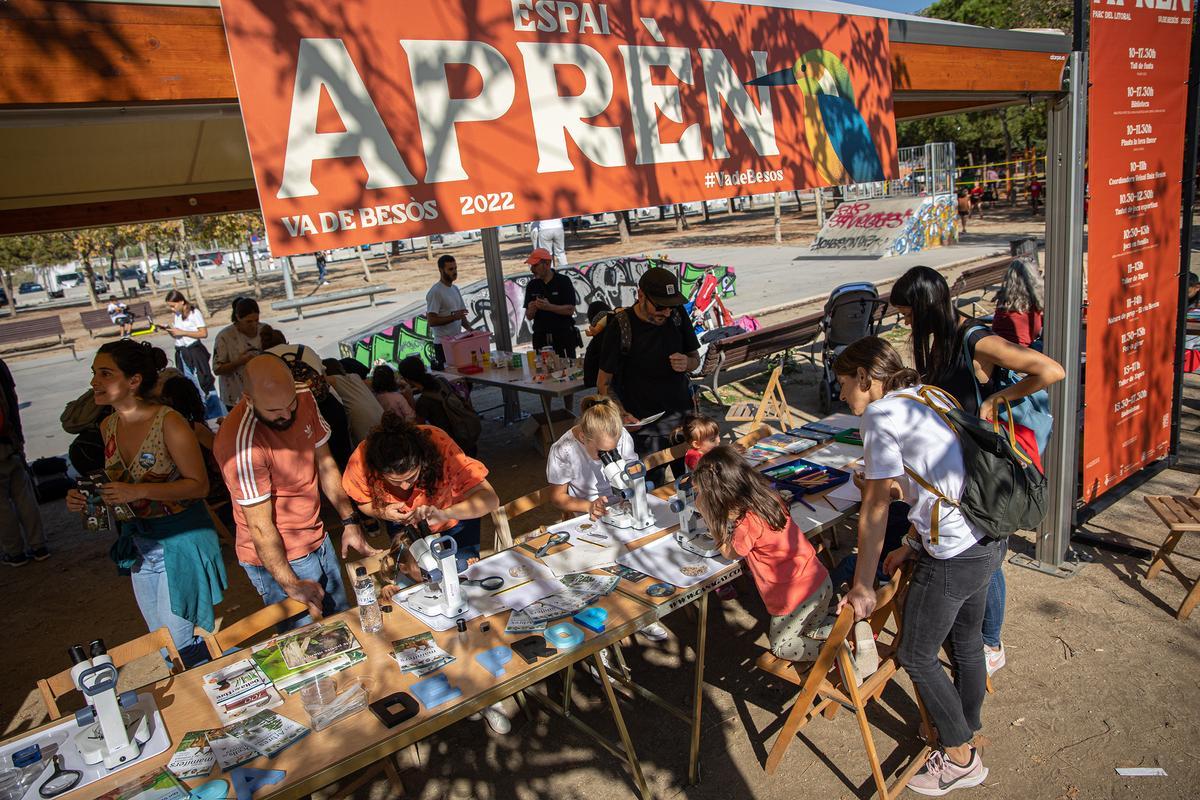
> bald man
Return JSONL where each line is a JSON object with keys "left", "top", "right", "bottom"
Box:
{"left": 214, "top": 355, "right": 376, "bottom": 626}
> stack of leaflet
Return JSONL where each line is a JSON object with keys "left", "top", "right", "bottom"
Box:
{"left": 744, "top": 433, "right": 818, "bottom": 465}
{"left": 392, "top": 632, "right": 455, "bottom": 676}
{"left": 505, "top": 572, "right": 619, "bottom": 634}
{"left": 788, "top": 421, "right": 846, "bottom": 443}
{"left": 251, "top": 621, "right": 365, "bottom": 694}
{"left": 201, "top": 659, "right": 283, "bottom": 725}
{"left": 166, "top": 711, "right": 310, "bottom": 778}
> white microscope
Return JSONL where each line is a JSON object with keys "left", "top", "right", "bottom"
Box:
{"left": 68, "top": 640, "right": 152, "bottom": 769}
{"left": 406, "top": 532, "right": 469, "bottom": 619}
{"left": 599, "top": 450, "right": 656, "bottom": 530}
{"left": 670, "top": 474, "right": 722, "bottom": 558}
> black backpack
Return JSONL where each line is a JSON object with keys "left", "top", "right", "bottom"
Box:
{"left": 898, "top": 387, "right": 1046, "bottom": 543}
{"left": 426, "top": 378, "right": 482, "bottom": 453}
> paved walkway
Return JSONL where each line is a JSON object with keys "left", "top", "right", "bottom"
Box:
{"left": 10, "top": 237, "right": 1013, "bottom": 462}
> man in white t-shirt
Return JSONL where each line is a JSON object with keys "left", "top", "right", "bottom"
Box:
{"left": 530, "top": 218, "right": 567, "bottom": 268}
{"left": 425, "top": 255, "right": 472, "bottom": 369}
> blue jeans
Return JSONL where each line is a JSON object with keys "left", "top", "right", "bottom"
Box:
{"left": 387, "top": 518, "right": 480, "bottom": 573}
{"left": 131, "top": 537, "right": 208, "bottom": 667}
{"left": 240, "top": 535, "right": 349, "bottom": 631}
{"left": 897, "top": 538, "right": 1006, "bottom": 748}
{"left": 982, "top": 567, "right": 1006, "bottom": 648}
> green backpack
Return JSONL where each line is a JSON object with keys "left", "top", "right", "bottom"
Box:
{"left": 898, "top": 386, "right": 1046, "bottom": 544}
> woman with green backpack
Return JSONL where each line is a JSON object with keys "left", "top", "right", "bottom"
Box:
{"left": 834, "top": 337, "right": 1005, "bottom": 796}
{"left": 890, "top": 265, "right": 1064, "bottom": 679}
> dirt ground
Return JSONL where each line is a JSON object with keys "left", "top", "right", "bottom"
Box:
{"left": 12, "top": 203, "right": 1193, "bottom": 800}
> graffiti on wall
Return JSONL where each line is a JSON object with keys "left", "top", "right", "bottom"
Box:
{"left": 888, "top": 194, "right": 959, "bottom": 256}
{"left": 341, "top": 257, "right": 737, "bottom": 366}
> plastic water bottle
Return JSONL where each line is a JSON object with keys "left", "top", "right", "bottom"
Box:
{"left": 354, "top": 567, "right": 382, "bottom": 633}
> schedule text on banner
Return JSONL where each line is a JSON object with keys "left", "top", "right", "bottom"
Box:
{"left": 1081, "top": 0, "right": 1193, "bottom": 502}
{"left": 216, "top": 0, "right": 897, "bottom": 256}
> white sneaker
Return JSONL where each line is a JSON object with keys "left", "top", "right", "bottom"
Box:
{"left": 472, "top": 702, "right": 511, "bottom": 734}
{"left": 984, "top": 643, "right": 1006, "bottom": 676}
{"left": 640, "top": 622, "right": 669, "bottom": 642}
{"left": 587, "top": 647, "right": 616, "bottom": 684}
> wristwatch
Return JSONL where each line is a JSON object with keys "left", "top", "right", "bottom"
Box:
{"left": 340, "top": 514, "right": 360, "bottom": 528}
{"left": 904, "top": 533, "right": 923, "bottom": 551}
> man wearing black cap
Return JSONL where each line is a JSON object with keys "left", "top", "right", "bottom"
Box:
{"left": 596, "top": 268, "right": 699, "bottom": 479}
{"left": 523, "top": 247, "right": 580, "bottom": 358}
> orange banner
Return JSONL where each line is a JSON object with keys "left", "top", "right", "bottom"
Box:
{"left": 216, "top": 0, "right": 897, "bottom": 256}
{"left": 1082, "top": 0, "right": 1193, "bottom": 501}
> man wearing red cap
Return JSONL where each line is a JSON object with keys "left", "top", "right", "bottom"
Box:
{"left": 523, "top": 248, "right": 580, "bottom": 358}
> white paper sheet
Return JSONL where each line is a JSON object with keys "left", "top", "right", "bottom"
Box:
{"left": 539, "top": 537, "right": 626, "bottom": 577}
{"left": 546, "top": 496, "right": 676, "bottom": 545}
{"left": 617, "top": 532, "right": 734, "bottom": 588}
{"left": 804, "top": 442, "right": 865, "bottom": 469}
{"left": 826, "top": 480, "right": 862, "bottom": 503}
{"left": 790, "top": 497, "right": 846, "bottom": 532}
{"left": 464, "top": 550, "right": 564, "bottom": 611}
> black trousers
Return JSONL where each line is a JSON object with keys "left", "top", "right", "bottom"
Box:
{"left": 176, "top": 342, "right": 216, "bottom": 395}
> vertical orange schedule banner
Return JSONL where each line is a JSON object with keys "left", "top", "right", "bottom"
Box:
{"left": 1082, "top": 1, "right": 1193, "bottom": 502}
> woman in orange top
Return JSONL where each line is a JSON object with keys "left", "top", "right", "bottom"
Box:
{"left": 342, "top": 412, "right": 498, "bottom": 570}
{"left": 691, "top": 445, "right": 837, "bottom": 663}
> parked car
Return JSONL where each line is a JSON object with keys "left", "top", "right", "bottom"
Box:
{"left": 116, "top": 267, "right": 148, "bottom": 289}
{"left": 193, "top": 258, "right": 220, "bottom": 270}
{"left": 56, "top": 272, "right": 83, "bottom": 289}
{"left": 18, "top": 282, "right": 45, "bottom": 294}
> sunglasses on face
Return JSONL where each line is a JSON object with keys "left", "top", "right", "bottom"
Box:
{"left": 647, "top": 298, "right": 672, "bottom": 312}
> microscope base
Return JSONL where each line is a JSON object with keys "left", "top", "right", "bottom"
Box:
{"left": 75, "top": 709, "right": 150, "bottom": 769}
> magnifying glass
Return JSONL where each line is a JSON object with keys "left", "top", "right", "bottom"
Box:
{"left": 534, "top": 531, "right": 571, "bottom": 558}
{"left": 38, "top": 756, "right": 82, "bottom": 798}
{"left": 461, "top": 575, "right": 505, "bottom": 591}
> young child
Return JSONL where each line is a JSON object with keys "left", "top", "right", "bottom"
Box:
{"left": 678, "top": 414, "right": 720, "bottom": 471}
{"left": 691, "top": 446, "right": 841, "bottom": 663}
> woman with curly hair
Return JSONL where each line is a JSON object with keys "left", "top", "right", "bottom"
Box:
{"left": 340, "top": 414, "right": 508, "bottom": 733}
{"left": 340, "top": 413, "right": 498, "bottom": 570}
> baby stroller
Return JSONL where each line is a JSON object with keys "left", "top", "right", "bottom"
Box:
{"left": 817, "top": 282, "right": 889, "bottom": 413}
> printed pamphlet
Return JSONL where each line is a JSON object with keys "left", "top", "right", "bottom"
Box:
{"left": 201, "top": 659, "right": 283, "bottom": 724}
{"left": 165, "top": 731, "right": 215, "bottom": 780}
{"left": 203, "top": 727, "right": 259, "bottom": 770}
{"left": 97, "top": 769, "right": 189, "bottom": 800}
{"left": 225, "top": 710, "right": 311, "bottom": 759}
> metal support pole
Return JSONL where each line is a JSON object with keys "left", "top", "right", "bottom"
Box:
{"left": 1014, "top": 51, "right": 1087, "bottom": 578}
{"left": 482, "top": 227, "right": 521, "bottom": 421}
{"left": 282, "top": 256, "right": 295, "bottom": 300}
{"left": 1171, "top": 24, "right": 1200, "bottom": 461}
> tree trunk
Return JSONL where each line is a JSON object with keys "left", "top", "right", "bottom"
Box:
{"left": 426, "top": 237, "right": 434, "bottom": 261}
{"left": 111, "top": 252, "right": 128, "bottom": 297}
{"left": 674, "top": 204, "right": 689, "bottom": 231}
{"left": 139, "top": 240, "right": 159, "bottom": 297}
{"left": 358, "top": 249, "right": 372, "bottom": 282}
{"left": 814, "top": 189, "right": 826, "bottom": 227}
{"left": 245, "top": 232, "right": 261, "bottom": 298}
{"left": 80, "top": 259, "right": 100, "bottom": 309}
{"left": 617, "top": 211, "right": 632, "bottom": 244}
{"left": 727, "top": 196, "right": 736, "bottom": 216}
{"left": 3, "top": 272, "right": 16, "bottom": 314}
{"left": 178, "top": 225, "right": 209, "bottom": 316}
{"left": 998, "top": 111, "right": 1015, "bottom": 204}
{"left": 773, "top": 193, "right": 782, "bottom": 244}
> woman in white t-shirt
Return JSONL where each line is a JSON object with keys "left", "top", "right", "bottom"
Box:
{"left": 834, "top": 336, "right": 1000, "bottom": 796}
{"left": 544, "top": 396, "right": 668, "bottom": 642}
{"left": 212, "top": 297, "right": 264, "bottom": 410}
{"left": 164, "top": 290, "right": 215, "bottom": 397}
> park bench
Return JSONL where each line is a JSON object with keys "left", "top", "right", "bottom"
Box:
{"left": 79, "top": 301, "right": 152, "bottom": 337}
{"left": 271, "top": 284, "right": 394, "bottom": 319}
{"left": 949, "top": 256, "right": 1012, "bottom": 317}
{"left": 694, "top": 309, "right": 824, "bottom": 404}
{"left": 0, "top": 315, "right": 76, "bottom": 359}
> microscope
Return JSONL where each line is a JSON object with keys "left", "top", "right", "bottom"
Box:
{"left": 68, "top": 640, "right": 152, "bottom": 769}
{"left": 670, "top": 474, "right": 722, "bottom": 558}
{"left": 405, "top": 532, "right": 469, "bottom": 619}
{"left": 599, "top": 450, "right": 656, "bottom": 530}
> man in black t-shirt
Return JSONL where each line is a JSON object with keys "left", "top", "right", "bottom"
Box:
{"left": 596, "top": 268, "right": 699, "bottom": 480}
{"left": 523, "top": 247, "right": 580, "bottom": 358}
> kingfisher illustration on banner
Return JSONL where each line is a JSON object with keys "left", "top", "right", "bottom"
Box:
{"left": 749, "top": 50, "right": 887, "bottom": 184}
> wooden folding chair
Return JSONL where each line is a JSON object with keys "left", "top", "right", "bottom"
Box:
{"left": 489, "top": 485, "right": 569, "bottom": 551}
{"left": 643, "top": 442, "right": 688, "bottom": 471}
{"left": 734, "top": 423, "right": 774, "bottom": 450}
{"left": 1144, "top": 489, "right": 1200, "bottom": 620}
{"left": 726, "top": 365, "right": 796, "bottom": 431}
{"left": 38, "top": 628, "right": 184, "bottom": 720}
{"left": 198, "top": 598, "right": 308, "bottom": 659}
{"left": 754, "top": 569, "right": 931, "bottom": 798}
